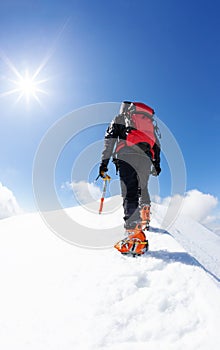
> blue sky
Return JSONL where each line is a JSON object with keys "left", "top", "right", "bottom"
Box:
{"left": 0, "top": 0, "right": 220, "bottom": 213}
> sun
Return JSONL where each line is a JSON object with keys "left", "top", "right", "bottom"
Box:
{"left": 0, "top": 19, "right": 72, "bottom": 106}
{"left": 17, "top": 71, "right": 39, "bottom": 97}
{"left": 0, "top": 53, "right": 48, "bottom": 106}
{"left": 12, "top": 69, "right": 47, "bottom": 104}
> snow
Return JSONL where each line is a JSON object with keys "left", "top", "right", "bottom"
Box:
{"left": 152, "top": 202, "right": 220, "bottom": 280}
{"left": 0, "top": 199, "right": 220, "bottom": 350}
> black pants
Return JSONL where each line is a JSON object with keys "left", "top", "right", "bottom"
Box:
{"left": 117, "top": 146, "right": 152, "bottom": 229}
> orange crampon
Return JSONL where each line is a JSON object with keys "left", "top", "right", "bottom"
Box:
{"left": 114, "top": 224, "right": 149, "bottom": 255}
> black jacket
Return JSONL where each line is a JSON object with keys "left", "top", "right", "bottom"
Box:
{"left": 101, "top": 113, "right": 161, "bottom": 170}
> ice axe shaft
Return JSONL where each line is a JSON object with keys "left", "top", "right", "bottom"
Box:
{"left": 99, "top": 175, "right": 110, "bottom": 214}
{"left": 99, "top": 196, "right": 105, "bottom": 215}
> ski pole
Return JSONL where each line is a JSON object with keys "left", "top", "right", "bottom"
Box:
{"left": 99, "top": 174, "right": 111, "bottom": 214}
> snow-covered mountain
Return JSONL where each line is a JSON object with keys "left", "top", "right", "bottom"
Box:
{"left": 0, "top": 199, "right": 220, "bottom": 350}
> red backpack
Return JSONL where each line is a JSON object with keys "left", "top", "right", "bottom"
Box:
{"left": 116, "top": 101, "right": 160, "bottom": 159}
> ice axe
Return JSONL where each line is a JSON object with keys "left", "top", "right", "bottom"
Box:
{"left": 98, "top": 173, "right": 111, "bottom": 214}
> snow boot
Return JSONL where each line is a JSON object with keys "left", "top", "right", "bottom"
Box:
{"left": 114, "top": 223, "right": 149, "bottom": 256}
{"left": 140, "top": 205, "right": 151, "bottom": 231}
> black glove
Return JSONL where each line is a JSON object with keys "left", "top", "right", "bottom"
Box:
{"left": 99, "top": 163, "right": 108, "bottom": 178}
{"left": 151, "top": 164, "right": 161, "bottom": 176}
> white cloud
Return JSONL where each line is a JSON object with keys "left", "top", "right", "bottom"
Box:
{"left": 0, "top": 182, "right": 22, "bottom": 219}
{"left": 180, "top": 189, "right": 218, "bottom": 223}
{"left": 62, "top": 181, "right": 102, "bottom": 205}
{"left": 156, "top": 189, "right": 220, "bottom": 234}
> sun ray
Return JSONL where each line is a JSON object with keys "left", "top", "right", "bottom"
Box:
{"left": 0, "top": 88, "right": 20, "bottom": 98}
{"left": 0, "top": 50, "right": 23, "bottom": 80}
{"left": 32, "top": 92, "right": 43, "bottom": 107}
{"left": 35, "top": 88, "right": 48, "bottom": 95}
{"left": 32, "top": 17, "right": 70, "bottom": 81}
{"left": 15, "top": 92, "right": 25, "bottom": 104}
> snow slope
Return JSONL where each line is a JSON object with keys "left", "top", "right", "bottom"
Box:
{"left": 153, "top": 202, "right": 220, "bottom": 280}
{"left": 0, "top": 202, "right": 220, "bottom": 350}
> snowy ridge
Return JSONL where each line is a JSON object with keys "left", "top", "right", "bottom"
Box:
{"left": 0, "top": 203, "right": 220, "bottom": 349}
{"left": 169, "top": 217, "right": 220, "bottom": 281}
{"left": 152, "top": 202, "right": 220, "bottom": 281}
